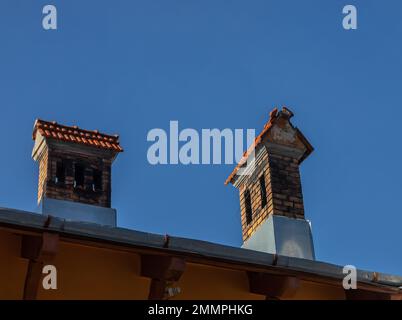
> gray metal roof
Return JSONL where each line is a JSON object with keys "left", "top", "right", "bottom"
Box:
{"left": 0, "top": 207, "right": 401, "bottom": 293}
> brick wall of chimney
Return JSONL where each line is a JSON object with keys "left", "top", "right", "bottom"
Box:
{"left": 239, "top": 148, "right": 305, "bottom": 241}
{"left": 37, "top": 148, "right": 49, "bottom": 204}
{"left": 37, "top": 147, "right": 112, "bottom": 207}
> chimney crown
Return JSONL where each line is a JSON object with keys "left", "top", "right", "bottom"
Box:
{"left": 225, "top": 106, "right": 313, "bottom": 185}
{"left": 32, "top": 119, "right": 123, "bottom": 155}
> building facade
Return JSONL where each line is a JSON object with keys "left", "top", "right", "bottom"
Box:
{"left": 0, "top": 110, "right": 401, "bottom": 300}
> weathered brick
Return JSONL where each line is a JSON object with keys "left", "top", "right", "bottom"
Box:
{"left": 36, "top": 147, "right": 113, "bottom": 208}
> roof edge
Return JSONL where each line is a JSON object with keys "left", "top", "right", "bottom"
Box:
{"left": 0, "top": 207, "right": 400, "bottom": 293}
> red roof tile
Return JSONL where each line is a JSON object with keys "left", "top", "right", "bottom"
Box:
{"left": 33, "top": 119, "right": 123, "bottom": 152}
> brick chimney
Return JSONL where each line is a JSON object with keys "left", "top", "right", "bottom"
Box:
{"left": 226, "top": 107, "right": 315, "bottom": 259}
{"left": 32, "top": 119, "right": 123, "bottom": 226}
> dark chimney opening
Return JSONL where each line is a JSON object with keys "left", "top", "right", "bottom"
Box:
{"left": 55, "top": 160, "right": 66, "bottom": 184}
{"left": 244, "top": 189, "right": 253, "bottom": 225}
{"left": 92, "top": 169, "right": 102, "bottom": 191}
{"left": 74, "top": 163, "right": 85, "bottom": 188}
{"left": 259, "top": 174, "right": 267, "bottom": 209}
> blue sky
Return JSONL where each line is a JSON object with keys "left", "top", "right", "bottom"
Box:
{"left": 0, "top": 0, "right": 401, "bottom": 275}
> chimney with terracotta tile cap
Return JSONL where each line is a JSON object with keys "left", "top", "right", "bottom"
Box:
{"left": 32, "top": 119, "right": 123, "bottom": 226}
{"left": 226, "top": 107, "right": 316, "bottom": 260}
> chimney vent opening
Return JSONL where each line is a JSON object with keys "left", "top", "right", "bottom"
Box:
{"left": 55, "top": 160, "right": 66, "bottom": 184}
{"left": 259, "top": 174, "right": 267, "bottom": 209}
{"left": 244, "top": 189, "right": 253, "bottom": 225}
{"left": 74, "top": 163, "right": 85, "bottom": 188}
{"left": 92, "top": 169, "right": 103, "bottom": 192}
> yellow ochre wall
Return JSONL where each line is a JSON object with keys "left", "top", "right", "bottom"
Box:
{"left": 0, "top": 229, "right": 344, "bottom": 300}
